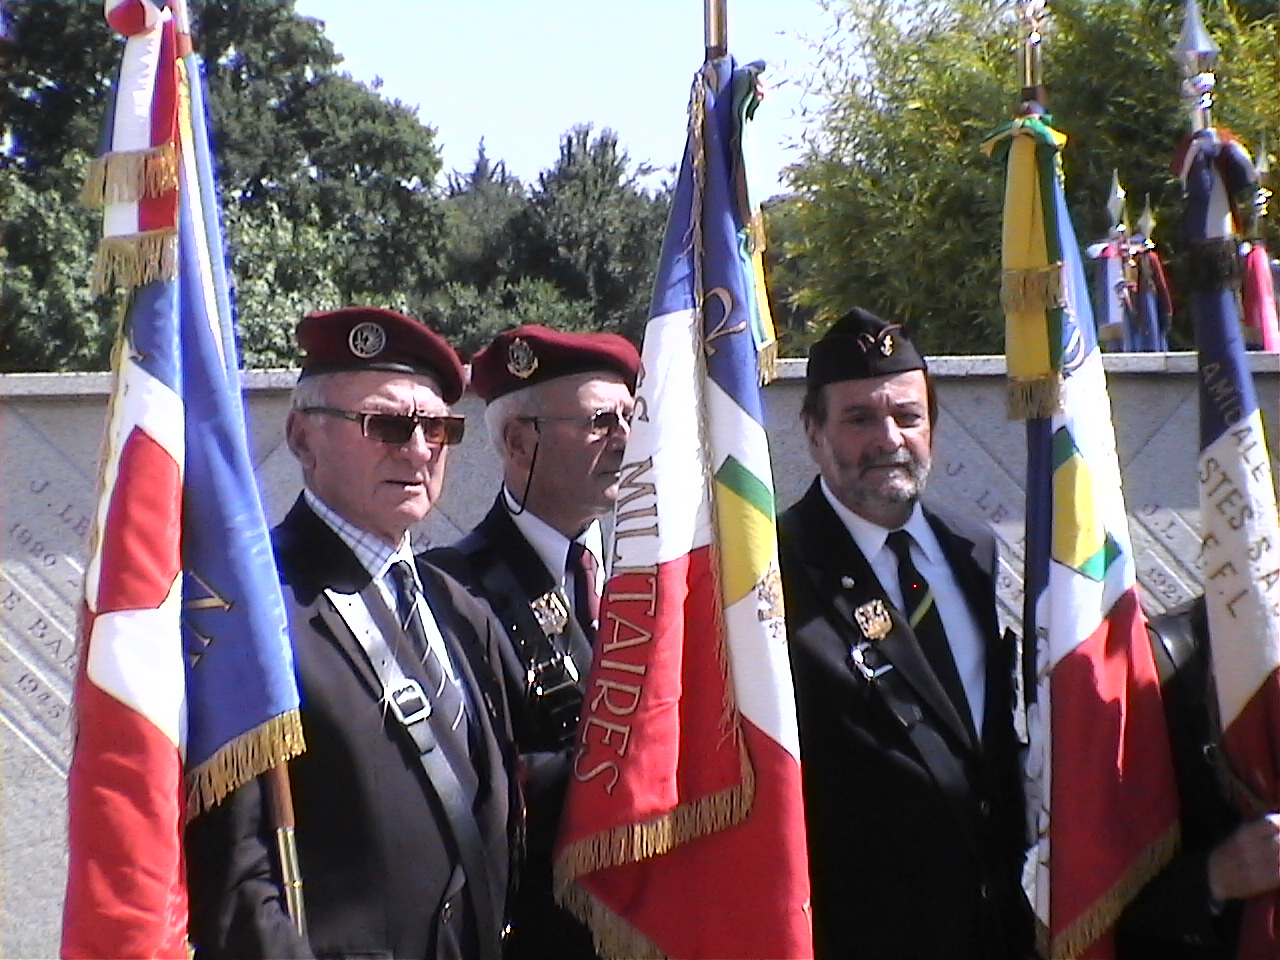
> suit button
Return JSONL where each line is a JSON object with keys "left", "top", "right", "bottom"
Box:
{"left": 979, "top": 800, "right": 990, "bottom": 816}
{"left": 441, "top": 899, "right": 454, "bottom": 924}
{"left": 979, "top": 883, "right": 991, "bottom": 900}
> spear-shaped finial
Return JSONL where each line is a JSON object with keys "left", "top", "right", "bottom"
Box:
{"left": 1174, "top": 0, "right": 1220, "bottom": 132}
{"left": 1019, "top": 0, "right": 1048, "bottom": 106}
{"left": 1250, "top": 135, "right": 1272, "bottom": 235}
{"left": 1107, "top": 170, "right": 1128, "bottom": 236}
{"left": 1137, "top": 196, "right": 1157, "bottom": 241}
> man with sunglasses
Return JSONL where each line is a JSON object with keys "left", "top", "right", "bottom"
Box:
{"left": 187, "top": 307, "right": 519, "bottom": 960}
{"left": 427, "top": 324, "right": 639, "bottom": 960}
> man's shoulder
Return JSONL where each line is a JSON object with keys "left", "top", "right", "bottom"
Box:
{"left": 922, "top": 500, "right": 995, "bottom": 548}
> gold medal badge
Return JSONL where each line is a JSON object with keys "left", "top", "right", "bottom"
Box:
{"left": 854, "top": 599, "right": 892, "bottom": 641}
{"left": 530, "top": 589, "right": 570, "bottom": 636}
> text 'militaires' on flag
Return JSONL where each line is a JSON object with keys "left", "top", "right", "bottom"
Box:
{"left": 63, "top": 3, "right": 303, "bottom": 957}
{"left": 553, "top": 56, "right": 812, "bottom": 960}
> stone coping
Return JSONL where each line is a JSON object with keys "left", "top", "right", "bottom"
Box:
{"left": 3, "top": 352, "right": 1278, "bottom": 399}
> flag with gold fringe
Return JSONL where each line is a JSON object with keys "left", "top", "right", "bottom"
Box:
{"left": 552, "top": 55, "right": 812, "bottom": 960}
{"left": 62, "top": 2, "right": 303, "bottom": 956}
{"left": 986, "top": 102, "right": 1179, "bottom": 959}
{"left": 1176, "top": 122, "right": 1280, "bottom": 960}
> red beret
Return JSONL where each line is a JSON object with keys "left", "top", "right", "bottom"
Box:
{"left": 296, "top": 307, "right": 465, "bottom": 403}
{"left": 469, "top": 325, "right": 640, "bottom": 402}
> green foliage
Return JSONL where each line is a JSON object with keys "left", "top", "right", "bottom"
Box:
{"left": 0, "top": 155, "right": 117, "bottom": 372}
{"left": 508, "top": 125, "right": 672, "bottom": 342}
{"left": 785, "top": 0, "right": 1280, "bottom": 355}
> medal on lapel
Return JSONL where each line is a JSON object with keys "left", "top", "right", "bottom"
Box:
{"left": 854, "top": 599, "right": 892, "bottom": 642}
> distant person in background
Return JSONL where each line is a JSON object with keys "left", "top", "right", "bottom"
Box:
{"left": 427, "top": 324, "right": 639, "bottom": 960}
{"left": 1117, "top": 595, "right": 1280, "bottom": 959}
{"left": 187, "top": 307, "right": 518, "bottom": 960}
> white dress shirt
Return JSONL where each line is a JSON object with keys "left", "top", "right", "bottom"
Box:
{"left": 501, "top": 486, "right": 604, "bottom": 604}
{"left": 820, "top": 479, "right": 988, "bottom": 731}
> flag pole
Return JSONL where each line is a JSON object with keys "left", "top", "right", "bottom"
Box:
{"left": 704, "top": 0, "right": 726, "bottom": 62}
{"left": 1019, "top": 0, "right": 1046, "bottom": 107}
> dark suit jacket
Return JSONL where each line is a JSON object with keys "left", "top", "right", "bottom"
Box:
{"left": 187, "top": 497, "right": 519, "bottom": 960}
{"left": 426, "top": 499, "right": 599, "bottom": 960}
{"left": 779, "top": 479, "right": 1033, "bottom": 960}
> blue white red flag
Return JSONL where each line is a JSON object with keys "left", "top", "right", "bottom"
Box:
{"left": 1177, "top": 126, "right": 1280, "bottom": 958}
{"left": 553, "top": 57, "right": 812, "bottom": 960}
{"left": 988, "top": 111, "right": 1179, "bottom": 960}
{"left": 62, "top": 3, "right": 303, "bottom": 957}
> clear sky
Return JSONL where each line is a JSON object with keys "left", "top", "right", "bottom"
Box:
{"left": 290, "top": 0, "right": 837, "bottom": 198}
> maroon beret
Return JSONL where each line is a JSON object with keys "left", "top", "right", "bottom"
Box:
{"left": 469, "top": 325, "right": 640, "bottom": 402}
{"left": 296, "top": 307, "right": 465, "bottom": 403}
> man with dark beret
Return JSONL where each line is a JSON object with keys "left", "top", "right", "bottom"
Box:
{"left": 778, "top": 307, "right": 1035, "bottom": 959}
{"left": 187, "top": 307, "right": 519, "bottom": 960}
{"left": 426, "top": 324, "right": 639, "bottom": 960}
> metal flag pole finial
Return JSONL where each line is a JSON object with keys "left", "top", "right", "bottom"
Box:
{"left": 1107, "top": 170, "right": 1128, "bottom": 236}
{"left": 1174, "top": 0, "right": 1219, "bottom": 132}
{"left": 705, "top": 0, "right": 727, "bottom": 62}
{"left": 1019, "top": 0, "right": 1048, "bottom": 105}
{"left": 1138, "top": 195, "right": 1157, "bottom": 241}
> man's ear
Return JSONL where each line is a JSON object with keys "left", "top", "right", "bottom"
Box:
{"left": 502, "top": 417, "right": 536, "bottom": 467}
{"left": 285, "top": 410, "right": 316, "bottom": 471}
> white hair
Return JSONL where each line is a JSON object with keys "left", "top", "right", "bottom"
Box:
{"left": 290, "top": 373, "right": 332, "bottom": 410}
{"left": 483, "top": 385, "right": 541, "bottom": 454}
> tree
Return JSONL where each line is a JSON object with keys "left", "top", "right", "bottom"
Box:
{"left": 508, "top": 125, "right": 672, "bottom": 341}
{"left": 784, "top": 0, "right": 1279, "bottom": 355}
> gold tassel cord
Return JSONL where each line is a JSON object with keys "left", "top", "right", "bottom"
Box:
{"left": 1000, "top": 263, "right": 1066, "bottom": 316}
{"left": 81, "top": 144, "right": 180, "bottom": 209}
{"left": 91, "top": 229, "right": 179, "bottom": 295}
{"left": 1006, "top": 374, "right": 1063, "bottom": 420}
{"left": 184, "top": 710, "right": 307, "bottom": 819}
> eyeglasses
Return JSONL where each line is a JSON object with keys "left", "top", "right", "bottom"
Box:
{"left": 518, "top": 409, "right": 632, "bottom": 438}
{"left": 301, "top": 406, "right": 466, "bottom": 445}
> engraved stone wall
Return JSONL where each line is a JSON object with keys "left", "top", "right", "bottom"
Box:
{"left": 2, "top": 354, "right": 1276, "bottom": 957}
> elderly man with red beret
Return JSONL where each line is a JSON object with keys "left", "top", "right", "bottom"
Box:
{"left": 187, "top": 307, "right": 519, "bottom": 960}
{"left": 427, "top": 324, "right": 639, "bottom": 960}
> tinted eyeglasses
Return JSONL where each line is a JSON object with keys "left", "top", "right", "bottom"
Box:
{"left": 518, "top": 409, "right": 632, "bottom": 438}
{"left": 301, "top": 406, "right": 466, "bottom": 445}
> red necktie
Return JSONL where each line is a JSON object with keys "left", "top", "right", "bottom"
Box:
{"left": 567, "top": 541, "right": 600, "bottom": 639}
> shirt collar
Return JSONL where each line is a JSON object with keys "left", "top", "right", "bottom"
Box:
{"left": 305, "top": 487, "right": 413, "bottom": 581}
{"left": 502, "top": 486, "right": 603, "bottom": 583}
{"left": 818, "top": 477, "right": 941, "bottom": 564}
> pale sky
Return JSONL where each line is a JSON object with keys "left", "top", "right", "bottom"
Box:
{"left": 290, "top": 0, "right": 838, "bottom": 198}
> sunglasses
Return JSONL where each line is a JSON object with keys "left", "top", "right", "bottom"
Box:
{"left": 301, "top": 406, "right": 466, "bottom": 445}
{"left": 518, "top": 409, "right": 632, "bottom": 438}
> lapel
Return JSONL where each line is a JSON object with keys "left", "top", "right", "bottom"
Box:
{"left": 787, "top": 480, "right": 977, "bottom": 753}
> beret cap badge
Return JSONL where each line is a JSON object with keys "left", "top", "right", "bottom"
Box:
{"left": 347, "top": 321, "right": 387, "bottom": 359}
{"left": 506, "top": 337, "right": 539, "bottom": 379}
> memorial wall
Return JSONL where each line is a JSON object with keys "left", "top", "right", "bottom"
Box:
{"left": 2, "top": 353, "right": 1276, "bottom": 957}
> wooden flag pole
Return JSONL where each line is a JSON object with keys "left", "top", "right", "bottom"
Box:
{"left": 266, "top": 763, "right": 307, "bottom": 937}
{"left": 705, "top": 0, "right": 726, "bottom": 62}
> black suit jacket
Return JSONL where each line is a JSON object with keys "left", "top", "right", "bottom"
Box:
{"left": 779, "top": 479, "right": 1033, "bottom": 960}
{"left": 187, "top": 497, "right": 519, "bottom": 960}
{"left": 426, "top": 499, "right": 599, "bottom": 960}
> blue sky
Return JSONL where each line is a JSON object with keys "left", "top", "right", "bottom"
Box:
{"left": 291, "top": 0, "right": 837, "bottom": 198}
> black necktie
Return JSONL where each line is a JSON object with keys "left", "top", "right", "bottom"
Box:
{"left": 886, "top": 530, "right": 973, "bottom": 729}
{"left": 567, "top": 541, "right": 600, "bottom": 639}
{"left": 389, "top": 560, "right": 469, "bottom": 741}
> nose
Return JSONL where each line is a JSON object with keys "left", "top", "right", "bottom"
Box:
{"left": 869, "top": 416, "right": 905, "bottom": 451}
{"left": 392, "top": 424, "right": 438, "bottom": 461}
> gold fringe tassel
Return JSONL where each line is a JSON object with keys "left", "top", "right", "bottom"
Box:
{"left": 81, "top": 144, "right": 179, "bottom": 209}
{"left": 757, "top": 339, "right": 778, "bottom": 386}
{"left": 185, "top": 710, "right": 307, "bottom": 819}
{"left": 1007, "top": 374, "right": 1063, "bottom": 421}
{"left": 556, "top": 883, "right": 667, "bottom": 960}
{"left": 1043, "top": 823, "right": 1181, "bottom": 960}
{"left": 1001, "top": 263, "right": 1065, "bottom": 316}
{"left": 91, "top": 228, "right": 179, "bottom": 294}
{"left": 1097, "top": 322, "right": 1127, "bottom": 344}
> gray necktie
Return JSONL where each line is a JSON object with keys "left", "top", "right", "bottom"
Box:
{"left": 389, "top": 560, "right": 469, "bottom": 741}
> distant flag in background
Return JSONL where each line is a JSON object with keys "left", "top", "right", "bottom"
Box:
{"left": 552, "top": 54, "right": 812, "bottom": 960}
{"left": 982, "top": 7, "right": 1178, "bottom": 956}
{"left": 61, "top": 2, "right": 303, "bottom": 957}
{"left": 1240, "top": 145, "right": 1279, "bottom": 351}
{"left": 1175, "top": 3, "right": 1280, "bottom": 949}
{"left": 1088, "top": 176, "right": 1172, "bottom": 354}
